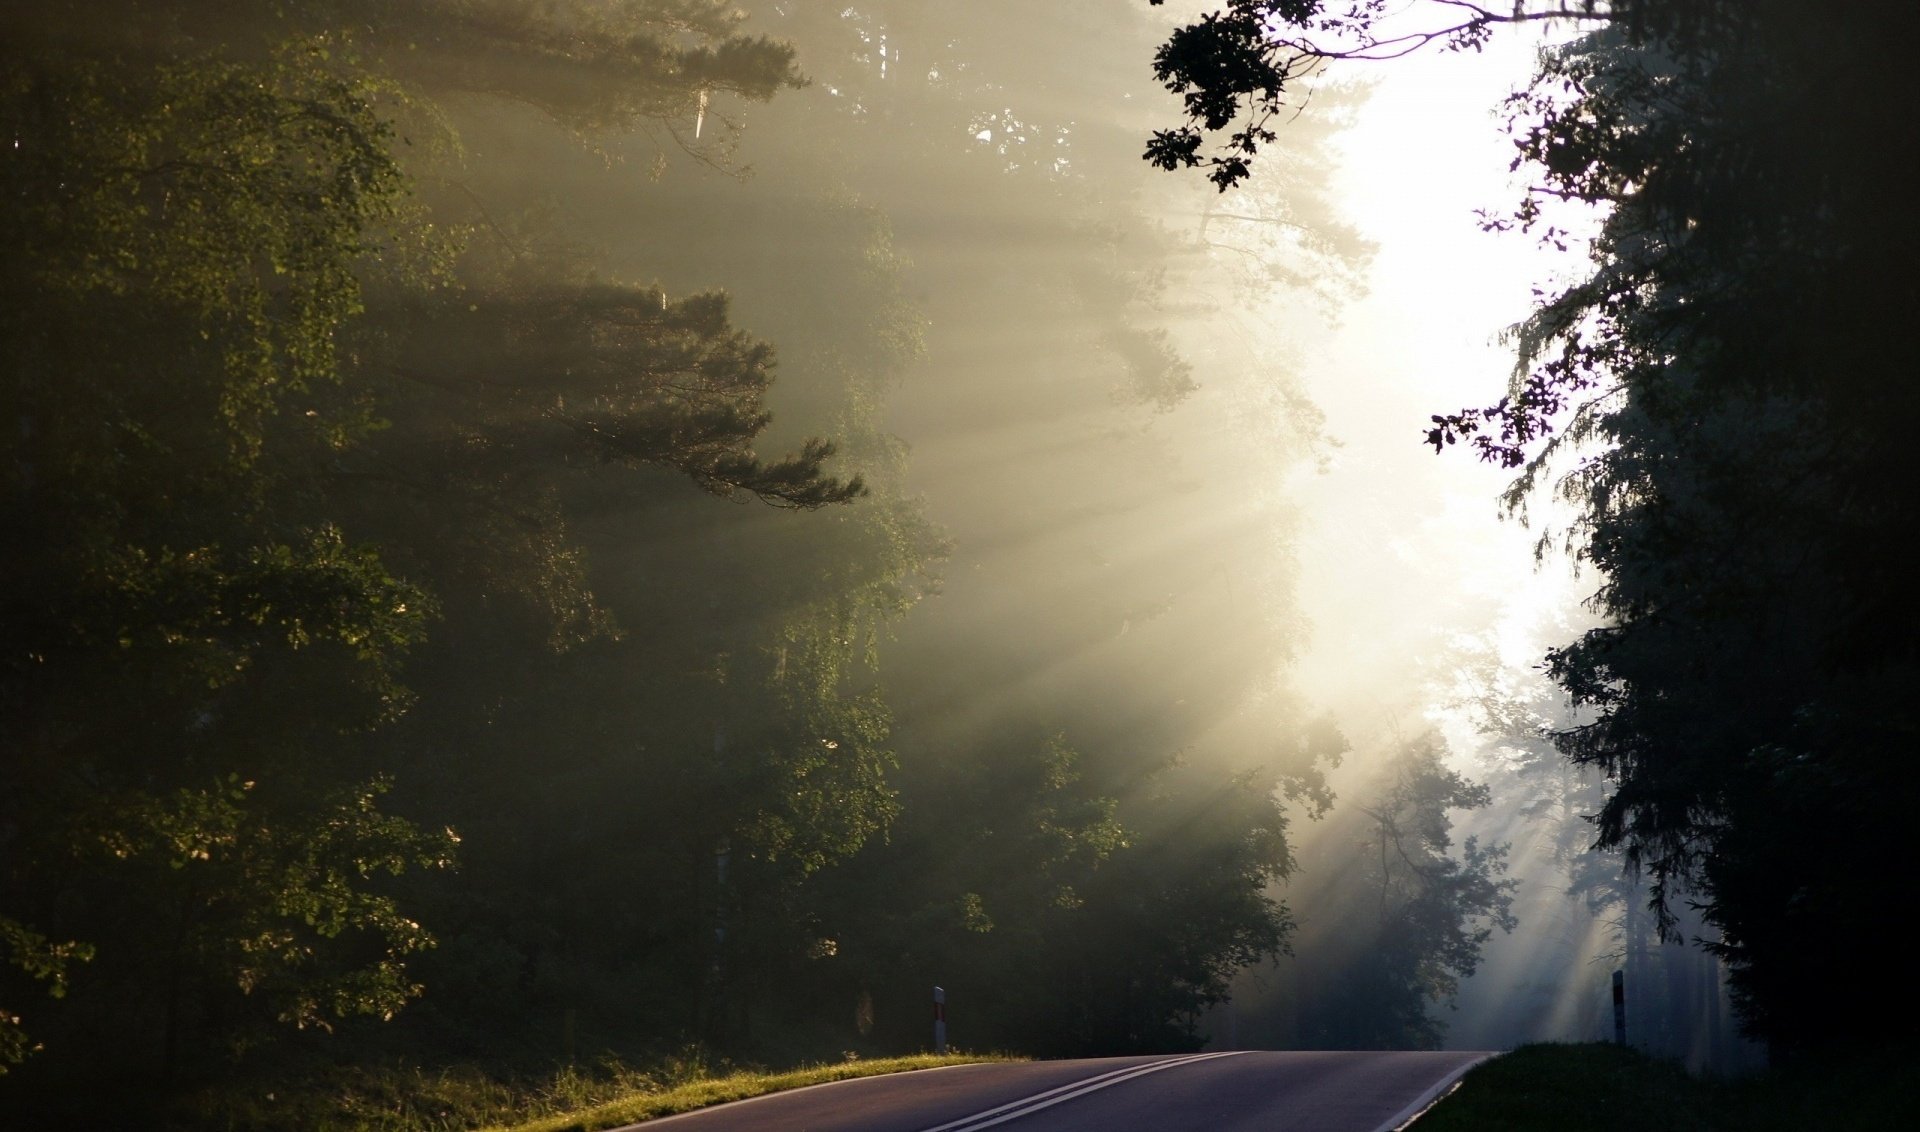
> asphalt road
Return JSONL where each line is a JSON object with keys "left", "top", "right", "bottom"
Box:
{"left": 614, "top": 1050, "right": 1494, "bottom": 1132}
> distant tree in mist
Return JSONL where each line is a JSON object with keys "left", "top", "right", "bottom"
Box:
{"left": 1444, "top": 639, "right": 1753, "bottom": 1068}
{"left": 803, "top": 734, "right": 1325, "bottom": 1056}
{"left": 1296, "top": 733, "right": 1515, "bottom": 1049}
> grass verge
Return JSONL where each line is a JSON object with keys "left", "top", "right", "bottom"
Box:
{"left": 480, "top": 1053, "right": 1016, "bottom": 1132}
{"left": 1415, "top": 1042, "right": 1920, "bottom": 1132}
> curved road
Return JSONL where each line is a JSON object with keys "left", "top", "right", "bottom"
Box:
{"left": 616, "top": 1050, "right": 1493, "bottom": 1132}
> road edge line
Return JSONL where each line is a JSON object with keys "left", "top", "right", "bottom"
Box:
{"left": 603, "top": 1060, "right": 996, "bottom": 1130}
{"left": 1370, "top": 1051, "right": 1501, "bottom": 1132}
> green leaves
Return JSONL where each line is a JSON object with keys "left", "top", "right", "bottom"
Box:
{"left": 0, "top": 0, "right": 876, "bottom": 1088}
{"left": 4, "top": 41, "right": 409, "bottom": 472}
{"left": 0, "top": 31, "right": 447, "bottom": 1073}
{"left": 103, "top": 775, "right": 454, "bottom": 1032}
{"left": 0, "top": 918, "right": 96, "bottom": 1073}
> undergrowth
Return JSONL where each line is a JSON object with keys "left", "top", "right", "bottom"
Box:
{"left": 1416, "top": 1042, "right": 1920, "bottom": 1132}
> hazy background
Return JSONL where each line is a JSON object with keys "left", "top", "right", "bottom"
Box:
{"left": 1, "top": 4, "right": 1772, "bottom": 1118}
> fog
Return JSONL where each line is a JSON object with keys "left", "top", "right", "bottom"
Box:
{"left": 3, "top": 0, "right": 1780, "bottom": 1110}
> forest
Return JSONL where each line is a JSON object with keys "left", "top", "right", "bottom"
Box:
{"left": 1147, "top": 0, "right": 1920, "bottom": 1056}
{"left": 4, "top": 0, "right": 1910, "bottom": 1127}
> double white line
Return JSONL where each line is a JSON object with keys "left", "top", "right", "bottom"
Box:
{"left": 914, "top": 1051, "right": 1249, "bottom": 1132}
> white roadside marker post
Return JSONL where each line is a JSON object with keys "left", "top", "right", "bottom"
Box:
{"left": 1612, "top": 968, "right": 1627, "bottom": 1046}
{"left": 934, "top": 985, "right": 947, "bottom": 1054}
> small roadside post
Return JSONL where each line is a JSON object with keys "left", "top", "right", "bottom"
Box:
{"left": 933, "top": 985, "right": 947, "bottom": 1054}
{"left": 1612, "top": 969, "right": 1627, "bottom": 1046}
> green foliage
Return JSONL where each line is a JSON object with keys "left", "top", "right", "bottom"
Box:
{"left": 1151, "top": 0, "right": 1920, "bottom": 1052}
{"left": 1144, "top": 2, "right": 1611, "bottom": 190}
{"left": 102, "top": 775, "right": 455, "bottom": 1033}
{"left": 1367, "top": 738, "right": 1518, "bottom": 1034}
{"left": 10, "top": 0, "right": 805, "bottom": 166}
{"left": 0, "top": 919, "right": 94, "bottom": 1073}
{"left": 806, "top": 734, "right": 1304, "bottom": 1057}
{"left": 1419, "top": 1043, "right": 1726, "bottom": 1132}
{"left": 377, "top": 284, "right": 864, "bottom": 509}
{"left": 1, "top": 0, "right": 849, "bottom": 1085}
{"left": 5, "top": 0, "right": 1360, "bottom": 1115}
{"left": 1059, "top": 760, "right": 1301, "bottom": 1050}
{"left": 332, "top": 0, "right": 808, "bottom": 154}
{"left": 2, "top": 38, "right": 408, "bottom": 475}
{"left": 1468, "top": 10, "right": 1920, "bottom": 1050}
{"left": 480, "top": 1053, "right": 1013, "bottom": 1132}
{"left": 85, "top": 1049, "right": 1008, "bottom": 1132}
{"left": 1294, "top": 733, "right": 1516, "bottom": 1050}
{"left": 1, "top": 29, "right": 451, "bottom": 1075}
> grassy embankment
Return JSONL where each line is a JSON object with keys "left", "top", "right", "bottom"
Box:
{"left": 479, "top": 1053, "right": 1013, "bottom": 1132}
{"left": 1416, "top": 1042, "right": 1919, "bottom": 1131}
{"left": 151, "top": 1051, "right": 1012, "bottom": 1132}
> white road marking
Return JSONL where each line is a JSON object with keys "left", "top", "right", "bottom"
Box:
{"left": 914, "top": 1051, "right": 1252, "bottom": 1132}
{"left": 607, "top": 1060, "right": 991, "bottom": 1130}
{"left": 1371, "top": 1052, "right": 1499, "bottom": 1132}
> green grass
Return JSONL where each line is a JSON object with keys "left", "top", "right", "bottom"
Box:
{"left": 132, "top": 1049, "right": 1016, "bottom": 1132}
{"left": 1416, "top": 1042, "right": 1920, "bottom": 1132}
{"left": 478, "top": 1053, "right": 1016, "bottom": 1132}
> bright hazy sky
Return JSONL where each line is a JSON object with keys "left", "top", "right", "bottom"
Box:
{"left": 1285, "top": 26, "right": 1595, "bottom": 743}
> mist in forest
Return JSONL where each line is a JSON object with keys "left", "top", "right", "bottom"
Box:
{"left": 2, "top": 1, "right": 1800, "bottom": 1121}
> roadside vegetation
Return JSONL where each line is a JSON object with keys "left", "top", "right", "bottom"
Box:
{"left": 1417, "top": 1043, "right": 1920, "bottom": 1132}
{"left": 481, "top": 1054, "right": 1011, "bottom": 1132}
{"left": 150, "top": 1051, "right": 1010, "bottom": 1132}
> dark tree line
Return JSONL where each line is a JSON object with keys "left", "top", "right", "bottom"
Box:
{"left": 1436, "top": 639, "right": 1755, "bottom": 1068}
{"left": 1149, "top": 0, "right": 1920, "bottom": 1056}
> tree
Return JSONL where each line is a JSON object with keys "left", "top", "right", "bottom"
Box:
{"left": 1471, "top": 15, "right": 1920, "bottom": 1051}
{"left": 804, "top": 732, "right": 1320, "bottom": 1056}
{"left": 9, "top": 0, "right": 804, "bottom": 170}
{"left": 0, "top": 0, "right": 843, "bottom": 1079}
{"left": 0, "top": 39, "right": 454, "bottom": 1074}
{"left": 1145, "top": 0, "right": 1920, "bottom": 1051}
{"left": 1305, "top": 733, "right": 1515, "bottom": 1049}
{"left": 1440, "top": 635, "right": 1753, "bottom": 1067}
{"left": 1145, "top": 1, "right": 1606, "bottom": 190}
